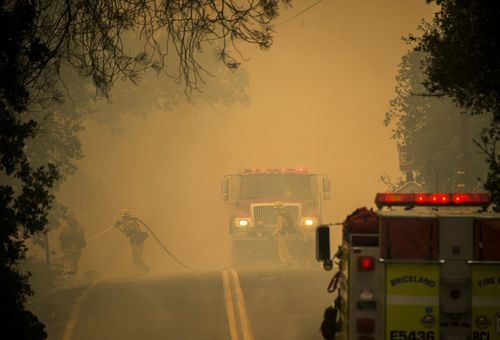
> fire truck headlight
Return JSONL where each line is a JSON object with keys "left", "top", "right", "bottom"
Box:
{"left": 302, "top": 218, "right": 317, "bottom": 227}
{"left": 236, "top": 219, "right": 250, "bottom": 227}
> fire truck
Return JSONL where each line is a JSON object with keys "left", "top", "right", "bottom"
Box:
{"left": 316, "top": 192, "right": 500, "bottom": 340}
{"left": 221, "top": 168, "right": 330, "bottom": 267}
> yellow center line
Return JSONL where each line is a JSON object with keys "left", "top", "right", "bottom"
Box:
{"left": 231, "top": 270, "right": 254, "bottom": 340}
{"left": 62, "top": 281, "right": 98, "bottom": 340}
{"left": 222, "top": 271, "right": 240, "bottom": 340}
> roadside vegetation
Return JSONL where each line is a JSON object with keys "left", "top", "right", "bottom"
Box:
{"left": 385, "top": 0, "right": 499, "bottom": 210}
{"left": 0, "top": 1, "right": 290, "bottom": 338}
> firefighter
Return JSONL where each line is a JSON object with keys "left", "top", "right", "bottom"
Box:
{"left": 59, "top": 212, "right": 86, "bottom": 278}
{"left": 272, "top": 202, "right": 296, "bottom": 266}
{"left": 113, "top": 209, "right": 150, "bottom": 273}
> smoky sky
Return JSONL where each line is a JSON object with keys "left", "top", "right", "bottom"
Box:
{"left": 57, "top": 0, "right": 436, "bottom": 278}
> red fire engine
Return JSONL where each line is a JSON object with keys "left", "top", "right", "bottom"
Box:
{"left": 221, "top": 168, "right": 330, "bottom": 267}
{"left": 317, "top": 193, "right": 500, "bottom": 340}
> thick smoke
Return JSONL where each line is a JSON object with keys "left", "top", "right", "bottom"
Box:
{"left": 55, "top": 0, "right": 436, "bottom": 279}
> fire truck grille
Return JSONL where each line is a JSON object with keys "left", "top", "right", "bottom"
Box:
{"left": 253, "top": 205, "right": 299, "bottom": 225}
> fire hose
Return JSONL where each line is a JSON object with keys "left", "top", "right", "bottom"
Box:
{"left": 135, "top": 218, "right": 200, "bottom": 272}
{"left": 86, "top": 226, "right": 114, "bottom": 243}
{"left": 321, "top": 247, "right": 344, "bottom": 339}
{"left": 86, "top": 220, "right": 274, "bottom": 272}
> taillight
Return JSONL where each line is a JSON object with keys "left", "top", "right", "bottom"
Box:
{"left": 358, "top": 256, "right": 375, "bottom": 271}
{"left": 356, "top": 318, "right": 375, "bottom": 334}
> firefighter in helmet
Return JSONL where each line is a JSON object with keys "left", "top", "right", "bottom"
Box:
{"left": 272, "top": 201, "right": 296, "bottom": 266}
{"left": 59, "top": 212, "right": 86, "bottom": 278}
{"left": 113, "top": 209, "right": 150, "bottom": 273}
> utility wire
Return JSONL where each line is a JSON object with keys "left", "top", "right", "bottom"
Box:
{"left": 276, "top": 0, "right": 324, "bottom": 27}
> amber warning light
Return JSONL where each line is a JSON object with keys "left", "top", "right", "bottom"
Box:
{"left": 375, "top": 193, "right": 490, "bottom": 209}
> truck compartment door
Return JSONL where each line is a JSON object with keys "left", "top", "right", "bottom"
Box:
{"left": 385, "top": 262, "right": 440, "bottom": 340}
{"left": 471, "top": 219, "right": 500, "bottom": 340}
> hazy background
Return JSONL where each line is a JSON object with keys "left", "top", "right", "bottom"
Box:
{"left": 56, "top": 0, "right": 436, "bottom": 278}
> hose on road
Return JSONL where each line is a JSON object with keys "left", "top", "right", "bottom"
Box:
{"left": 136, "top": 218, "right": 201, "bottom": 272}
{"left": 217, "top": 235, "right": 274, "bottom": 271}
{"left": 86, "top": 219, "right": 275, "bottom": 272}
{"left": 136, "top": 218, "right": 274, "bottom": 272}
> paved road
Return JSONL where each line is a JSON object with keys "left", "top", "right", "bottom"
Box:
{"left": 37, "top": 269, "right": 333, "bottom": 340}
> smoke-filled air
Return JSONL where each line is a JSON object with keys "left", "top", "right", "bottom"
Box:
{"left": 49, "top": 0, "right": 436, "bottom": 278}
{"left": 9, "top": 1, "right": 500, "bottom": 339}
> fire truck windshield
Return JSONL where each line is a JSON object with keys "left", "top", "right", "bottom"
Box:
{"left": 239, "top": 174, "right": 313, "bottom": 199}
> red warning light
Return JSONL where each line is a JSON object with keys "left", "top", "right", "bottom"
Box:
{"left": 375, "top": 193, "right": 414, "bottom": 205}
{"left": 416, "top": 193, "right": 426, "bottom": 203}
{"left": 356, "top": 318, "right": 375, "bottom": 334}
{"left": 358, "top": 256, "right": 375, "bottom": 271}
{"left": 437, "top": 193, "right": 449, "bottom": 204}
{"left": 453, "top": 194, "right": 466, "bottom": 203}
{"left": 453, "top": 193, "right": 490, "bottom": 205}
{"left": 428, "top": 193, "right": 449, "bottom": 204}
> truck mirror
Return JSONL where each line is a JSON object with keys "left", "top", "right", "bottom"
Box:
{"left": 316, "top": 224, "right": 331, "bottom": 263}
{"left": 322, "top": 177, "right": 331, "bottom": 200}
{"left": 221, "top": 178, "right": 229, "bottom": 201}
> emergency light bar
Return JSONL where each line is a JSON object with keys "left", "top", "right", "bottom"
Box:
{"left": 375, "top": 193, "right": 491, "bottom": 209}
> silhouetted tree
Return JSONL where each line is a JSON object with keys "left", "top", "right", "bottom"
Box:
{"left": 385, "top": 50, "right": 489, "bottom": 192}
{"left": 1, "top": 3, "right": 58, "bottom": 337}
{"left": 91, "top": 50, "right": 251, "bottom": 131}
{"left": 411, "top": 0, "right": 500, "bottom": 209}
{"left": 1, "top": 0, "right": 290, "bottom": 338}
